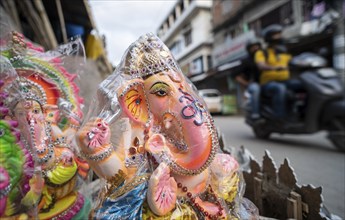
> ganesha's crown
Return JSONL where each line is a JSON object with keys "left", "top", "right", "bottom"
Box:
{"left": 124, "top": 33, "right": 180, "bottom": 78}
{"left": 6, "top": 77, "right": 47, "bottom": 110}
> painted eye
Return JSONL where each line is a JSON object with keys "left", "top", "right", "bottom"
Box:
{"left": 33, "top": 109, "right": 40, "bottom": 114}
{"left": 155, "top": 89, "right": 167, "bottom": 97}
{"left": 150, "top": 82, "right": 170, "bottom": 97}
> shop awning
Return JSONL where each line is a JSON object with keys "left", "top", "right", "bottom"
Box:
{"left": 189, "top": 73, "right": 209, "bottom": 82}
{"left": 217, "top": 60, "right": 242, "bottom": 72}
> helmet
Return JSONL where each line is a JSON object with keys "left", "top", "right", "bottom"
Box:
{"left": 246, "top": 38, "right": 261, "bottom": 52}
{"left": 262, "top": 24, "right": 283, "bottom": 43}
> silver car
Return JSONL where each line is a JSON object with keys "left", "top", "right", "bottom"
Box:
{"left": 198, "top": 89, "right": 223, "bottom": 114}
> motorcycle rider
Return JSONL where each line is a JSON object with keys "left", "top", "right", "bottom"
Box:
{"left": 233, "top": 39, "right": 262, "bottom": 120}
{"left": 254, "top": 24, "right": 302, "bottom": 119}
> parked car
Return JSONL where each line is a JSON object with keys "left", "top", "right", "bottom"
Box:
{"left": 199, "top": 89, "right": 223, "bottom": 114}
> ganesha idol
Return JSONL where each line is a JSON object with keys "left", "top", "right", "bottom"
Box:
{"left": 0, "top": 55, "right": 36, "bottom": 219}
{"left": 1, "top": 31, "right": 90, "bottom": 219}
{"left": 77, "top": 33, "right": 258, "bottom": 219}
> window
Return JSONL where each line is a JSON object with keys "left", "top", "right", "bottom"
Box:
{"left": 185, "top": 30, "right": 192, "bottom": 46}
{"left": 180, "top": 1, "right": 184, "bottom": 13}
{"left": 207, "top": 55, "right": 212, "bottom": 70}
{"left": 261, "top": 2, "right": 293, "bottom": 27}
{"left": 280, "top": 1, "right": 294, "bottom": 26}
{"left": 261, "top": 7, "right": 281, "bottom": 28}
{"left": 190, "top": 56, "right": 203, "bottom": 75}
{"left": 221, "top": 0, "right": 233, "bottom": 15}
{"left": 302, "top": 0, "right": 327, "bottom": 21}
{"left": 223, "top": 31, "right": 230, "bottom": 42}
{"left": 170, "top": 40, "right": 181, "bottom": 56}
{"left": 249, "top": 2, "right": 294, "bottom": 36}
{"left": 224, "top": 29, "right": 236, "bottom": 42}
{"left": 249, "top": 19, "right": 262, "bottom": 37}
{"left": 183, "top": 25, "right": 192, "bottom": 46}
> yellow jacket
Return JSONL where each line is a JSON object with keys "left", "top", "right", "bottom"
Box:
{"left": 255, "top": 48, "right": 291, "bottom": 85}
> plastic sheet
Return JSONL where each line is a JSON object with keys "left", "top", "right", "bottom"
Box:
{"left": 0, "top": 55, "right": 38, "bottom": 219}
{"left": 1, "top": 30, "right": 91, "bottom": 219}
{"left": 77, "top": 33, "right": 259, "bottom": 219}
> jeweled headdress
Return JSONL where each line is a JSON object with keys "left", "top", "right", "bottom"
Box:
{"left": 2, "top": 31, "right": 84, "bottom": 122}
{"left": 6, "top": 77, "right": 47, "bottom": 110}
{"left": 122, "top": 33, "right": 180, "bottom": 79}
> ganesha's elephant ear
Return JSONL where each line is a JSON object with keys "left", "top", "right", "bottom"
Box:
{"left": 118, "top": 79, "right": 151, "bottom": 125}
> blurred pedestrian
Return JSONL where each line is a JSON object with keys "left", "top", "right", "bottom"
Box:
{"left": 233, "top": 39, "right": 262, "bottom": 120}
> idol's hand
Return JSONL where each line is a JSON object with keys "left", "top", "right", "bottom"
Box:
{"left": 147, "top": 162, "right": 177, "bottom": 216}
{"left": 77, "top": 118, "right": 111, "bottom": 152}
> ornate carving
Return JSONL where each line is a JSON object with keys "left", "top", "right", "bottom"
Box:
{"left": 278, "top": 159, "right": 297, "bottom": 189}
{"left": 243, "top": 150, "right": 328, "bottom": 220}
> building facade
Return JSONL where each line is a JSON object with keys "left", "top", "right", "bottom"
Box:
{"left": 157, "top": 0, "right": 213, "bottom": 81}
{"left": 210, "top": 0, "right": 344, "bottom": 110}
{"left": 212, "top": 0, "right": 344, "bottom": 74}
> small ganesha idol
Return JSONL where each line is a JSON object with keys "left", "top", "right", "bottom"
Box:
{"left": 0, "top": 108, "right": 36, "bottom": 219}
{"left": 0, "top": 56, "right": 35, "bottom": 219}
{"left": 77, "top": 33, "right": 258, "bottom": 219}
{"left": 1, "top": 31, "right": 90, "bottom": 219}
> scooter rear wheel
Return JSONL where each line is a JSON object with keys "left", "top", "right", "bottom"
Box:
{"left": 328, "top": 117, "right": 345, "bottom": 152}
{"left": 253, "top": 123, "right": 271, "bottom": 139}
{"left": 329, "top": 132, "right": 345, "bottom": 152}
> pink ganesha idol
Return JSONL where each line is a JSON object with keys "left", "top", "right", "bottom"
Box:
{"left": 77, "top": 33, "right": 259, "bottom": 219}
{"left": 1, "top": 31, "right": 90, "bottom": 219}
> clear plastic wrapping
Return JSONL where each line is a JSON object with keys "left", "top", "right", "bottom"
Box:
{"left": 77, "top": 33, "right": 259, "bottom": 219}
{"left": 1, "top": 54, "right": 39, "bottom": 218}
{"left": 1, "top": 30, "right": 91, "bottom": 219}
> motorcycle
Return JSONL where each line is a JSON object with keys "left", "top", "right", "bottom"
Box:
{"left": 244, "top": 52, "right": 345, "bottom": 151}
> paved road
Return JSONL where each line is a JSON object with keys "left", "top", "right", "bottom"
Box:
{"left": 213, "top": 115, "right": 345, "bottom": 219}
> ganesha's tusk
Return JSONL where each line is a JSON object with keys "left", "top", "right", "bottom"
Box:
{"left": 87, "top": 131, "right": 95, "bottom": 141}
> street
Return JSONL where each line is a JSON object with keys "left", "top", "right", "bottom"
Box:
{"left": 213, "top": 115, "right": 345, "bottom": 219}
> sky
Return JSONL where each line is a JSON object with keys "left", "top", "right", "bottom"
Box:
{"left": 89, "top": 0, "right": 178, "bottom": 65}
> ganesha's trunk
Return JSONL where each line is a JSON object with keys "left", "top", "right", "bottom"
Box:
{"left": 170, "top": 115, "right": 214, "bottom": 173}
